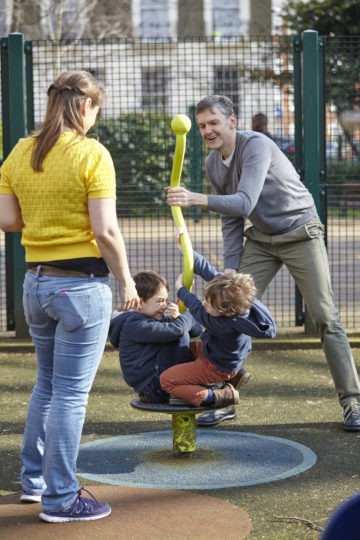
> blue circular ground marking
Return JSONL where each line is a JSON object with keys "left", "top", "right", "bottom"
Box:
{"left": 78, "top": 431, "right": 316, "bottom": 490}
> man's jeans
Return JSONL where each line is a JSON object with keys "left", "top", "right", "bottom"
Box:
{"left": 20, "top": 270, "right": 112, "bottom": 511}
{"left": 241, "top": 217, "right": 360, "bottom": 407}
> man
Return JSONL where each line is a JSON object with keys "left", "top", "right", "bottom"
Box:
{"left": 166, "top": 94, "right": 360, "bottom": 431}
{"left": 252, "top": 112, "right": 273, "bottom": 139}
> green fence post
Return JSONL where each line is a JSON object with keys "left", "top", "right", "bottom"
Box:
{"left": 318, "top": 36, "right": 327, "bottom": 245}
{"left": 6, "top": 33, "right": 28, "bottom": 338}
{"left": 25, "top": 40, "right": 35, "bottom": 133}
{"left": 293, "top": 35, "right": 305, "bottom": 327}
{"left": 1, "top": 37, "right": 14, "bottom": 331}
{"left": 302, "top": 29, "right": 322, "bottom": 334}
{"left": 188, "top": 105, "right": 202, "bottom": 222}
{"left": 303, "top": 30, "right": 321, "bottom": 211}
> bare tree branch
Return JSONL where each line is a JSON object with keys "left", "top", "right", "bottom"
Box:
{"left": 273, "top": 514, "right": 326, "bottom": 533}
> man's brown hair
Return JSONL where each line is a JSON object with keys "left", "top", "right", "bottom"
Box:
{"left": 204, "top": 273, "right": 256, "bottom": 316}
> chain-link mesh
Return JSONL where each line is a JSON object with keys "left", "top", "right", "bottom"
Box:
{"left": 1, "top": 35, "right": 360, "bottom": 332}
{"left": 323, "top": 36, "right": 360, "bottom": 329}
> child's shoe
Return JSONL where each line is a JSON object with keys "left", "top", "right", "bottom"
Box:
{"left": 227, "top": 368, "right": 252, "bottom": 389}
{"left": 212, "top": 383, "right": 239, "bottom": 407}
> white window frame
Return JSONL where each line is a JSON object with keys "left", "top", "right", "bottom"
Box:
{"left": 133, "top": 0, "right": 178, "bottom": 39}
{"left": 141, "top": 67, "right": 170, "bottom": 109}
{"left": 204, "top": 0, "right": 250, "bottom": 37}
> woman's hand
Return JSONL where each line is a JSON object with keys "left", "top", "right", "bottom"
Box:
{"left": 89, "top": 198, "right": 139, "bottom": 311}
{"left": 117, "top": 278, "right": 139, "bottom": 312}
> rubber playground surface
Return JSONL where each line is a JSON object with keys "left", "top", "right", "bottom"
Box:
{"left": 1, "top": 338, "right": 360, "bottom": 539}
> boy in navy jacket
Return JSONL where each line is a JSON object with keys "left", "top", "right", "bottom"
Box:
{"left": 109, "top": 270, "right": 201, "bottom": 403}
{"left": 160, "top": 247, "right": 276, "bottom": 408}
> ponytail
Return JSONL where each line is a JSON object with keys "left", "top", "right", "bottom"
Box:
{"left": 31, "top": 71, "right": 105, "bottom": 172}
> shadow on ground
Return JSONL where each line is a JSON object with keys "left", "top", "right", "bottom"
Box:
{"left": 1, "top": 348, "right": 360, "bottom": 539}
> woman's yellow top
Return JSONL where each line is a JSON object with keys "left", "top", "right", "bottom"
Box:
{"left": 0, "top": 132, "right": 116, "bottom": 262}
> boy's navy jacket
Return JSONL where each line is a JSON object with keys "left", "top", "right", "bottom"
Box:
{"left": 109, "top": 308, "right": 195, "bottom": 392}
{"left": 176, "top": 251, "right": 276, "bottom": 374}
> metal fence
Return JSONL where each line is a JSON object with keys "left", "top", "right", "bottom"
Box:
{"left": 0, "top": 231, "right": 5, "bottom": 333}
{"left": 1, "top": 35, "right": 360, "bottom": 333}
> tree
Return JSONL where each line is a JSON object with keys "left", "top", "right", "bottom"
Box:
{"left": 7, "top": 0, "right": 132, "bottom": 40}
{"left": 281, "top": 0, "right": 360, "bottom": 159}
{"left": 85, "top": 0, "right": 132, "bottom": 39}
{"left": 281, "top": 0, "right": 360, "bottom": 37}
{"left": 0, "top": 0, "right": 13, "bottom": 37}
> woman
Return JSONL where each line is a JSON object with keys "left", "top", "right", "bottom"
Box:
{"left": 0, "top": 70, "right": 139, "bottom": 522}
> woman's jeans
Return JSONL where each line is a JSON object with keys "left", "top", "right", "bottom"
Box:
{"left": 20, "top": 270, "right": 112, "bottom": 511}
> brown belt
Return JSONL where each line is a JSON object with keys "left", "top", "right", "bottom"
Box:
{"left": 27, "top": 265, "right": 109, "bottom": 278}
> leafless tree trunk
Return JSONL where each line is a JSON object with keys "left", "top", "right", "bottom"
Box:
{"left": 0, "top": 0, "right": 13, "bottom": 37}
{"left": 9, "top": 0, "right": 132, "bottom": 40}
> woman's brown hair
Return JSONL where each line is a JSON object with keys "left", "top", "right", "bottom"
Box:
{"left": 31, "top": 70, "right": 105, "bottom": 172}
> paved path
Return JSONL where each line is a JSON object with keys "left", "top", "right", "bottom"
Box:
{"left": 0, "top": 485, "right": 251, "bottom": 539}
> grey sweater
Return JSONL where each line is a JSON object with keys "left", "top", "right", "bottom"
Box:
{"left": 206, "top": 131, "right": 317, "bottom": 269}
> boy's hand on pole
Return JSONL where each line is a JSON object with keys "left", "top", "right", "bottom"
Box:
{"left": 175, "top": 273, "right": 184, "bottom": 292}
{"left": 165, "top": 301, "right": 180, "bottom": 319}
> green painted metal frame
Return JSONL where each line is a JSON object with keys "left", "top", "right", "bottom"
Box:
{"left": 188, "top": 104, "right": 203, "bottom": 223}
{"left": 1, "top": 36, "right": 14, "bottom": 331}
{"left": 303, "top": 30, "right": 321, "bottom": 214}
{"left": 293, "top": 35, "right": 304, "bottom": 327}
{"left": 0, "top": 32, "right": 330, "bottom": 336}
{"left": 293, "top": 30, "right": 326, "bottom": 332}
{"left": 1, "top": 33, "right": 28, "bottom": 337}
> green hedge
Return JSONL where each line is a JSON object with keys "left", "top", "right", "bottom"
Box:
{"left": 96, "top": 112, "right": 183, "bottom": 217}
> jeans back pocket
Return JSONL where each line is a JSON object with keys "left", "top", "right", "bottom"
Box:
{"left": 47, "top": 291, "right": 90, "bottom": 332}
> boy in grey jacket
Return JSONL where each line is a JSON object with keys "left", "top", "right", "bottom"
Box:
{"left": 109, "top": 269, "right": 201, "bottom": 403}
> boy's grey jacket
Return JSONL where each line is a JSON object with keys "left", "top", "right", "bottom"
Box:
{"left": 176, "top": 251, "right": 276, "bottom": 374}
{"left": 109, "top": 308, "right": 195, "bottom": 392}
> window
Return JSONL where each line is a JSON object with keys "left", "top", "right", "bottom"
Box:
{"left": 212, "top": 0, "right": 241, "bottom": 37}
{"left": 141, "top": 68, "right": 170, "bottom": 109}
{"left": 141, "top": 0, "right": 169, "bottom": 39}
{"left": 213, "top": 67, "right": 239, "bottom": 113}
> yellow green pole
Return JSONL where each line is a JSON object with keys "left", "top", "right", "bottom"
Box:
{"left": 170, "top": 115, "right": 194, "bottom": 313}
{"left": 172, "top": 412, "right": 197, "bottom": 453}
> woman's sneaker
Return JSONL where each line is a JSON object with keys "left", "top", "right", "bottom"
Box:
{"left": 20, "top": 490, "right": 42, "bottom": 503}
{"left": 39, "top": 487, "right": 111, "bottom": 523}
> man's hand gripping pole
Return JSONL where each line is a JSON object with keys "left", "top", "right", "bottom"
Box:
{"left": 170, "top": 114, "right": 193, "bottom": 313}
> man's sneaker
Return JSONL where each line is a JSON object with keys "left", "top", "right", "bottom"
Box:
{"left": 227, "top": 368, "right": 252, "bottom": 390}
{"left": 197, "top": 406, "right": 237, "bottom": 427}
{"left": 39, "top": 487, "right": 111, "bottom": 523}
{"left": 20, "top": 490, "right": 42, "bottom": 503}
{"left": 343, "top": 402, "right": 360, "bottom": 431}
{"left": 169, "top": 394, "right": 193, "bottom": 406}
{"left": 212, "top": 383, "right": 239, "bottom": 407}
